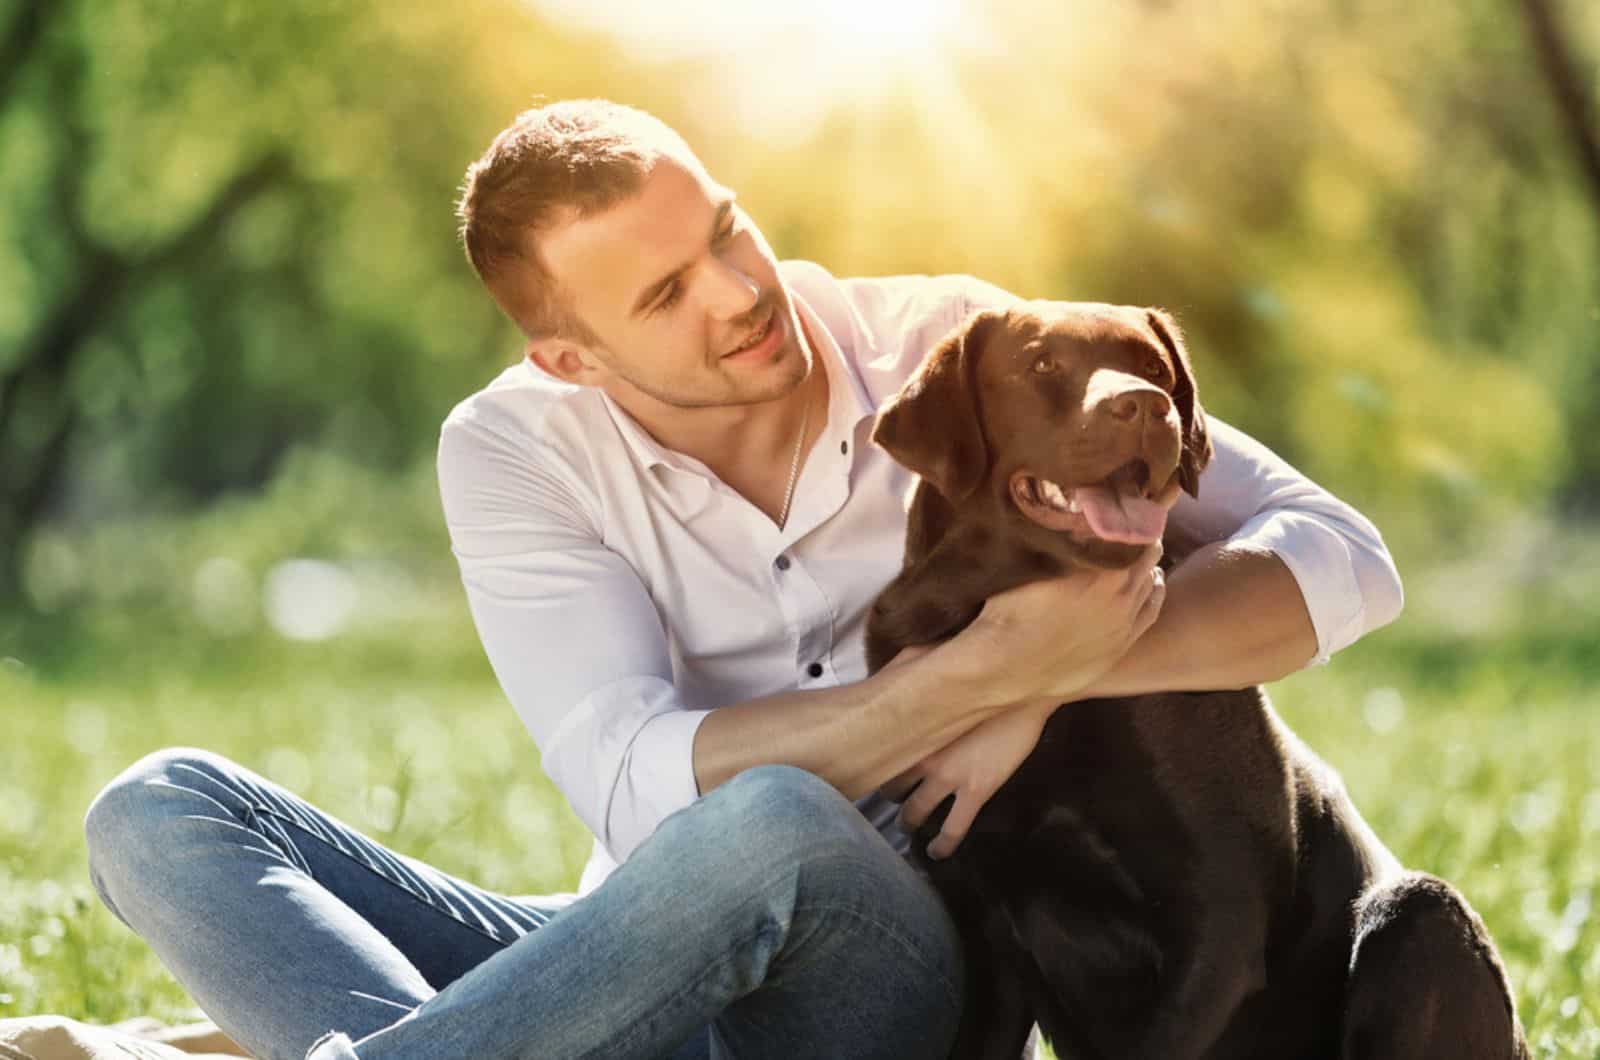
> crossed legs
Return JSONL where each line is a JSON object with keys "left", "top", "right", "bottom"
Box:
{"left": 84, "top": 749, "right": 963, "bottom": 1060}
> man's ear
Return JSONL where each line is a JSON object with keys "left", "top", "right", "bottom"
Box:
{"left": 872, "top": 309, "right": 1002, "bottom": 503}
{"left": 525, "top": 337, "right": 603, "bottom": 385}
{"left": 1146, "top": 309, "right": 1212, "bottom": 498}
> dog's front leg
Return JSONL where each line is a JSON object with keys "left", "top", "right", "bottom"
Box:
{"left": 941, "top": 882, "right": 1036, "bottom": 1060}
{"left": 1118, "top": 908, "right": 1269, "bottom": 1059}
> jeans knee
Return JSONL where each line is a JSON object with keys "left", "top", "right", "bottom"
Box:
{"left": 695, "top": 768, "right": 964, "bottom": 1031}
{"left": 714, "top": 764, "right": 851, "bottom": 836}
{"left": 696, "top": 765, "right": 888, "bottom": 883}
{"left": 720, "top": 763, "right": 838, "bottom": 804}
{"left": 83, "top": 747, "right": 231, "bottom": 874}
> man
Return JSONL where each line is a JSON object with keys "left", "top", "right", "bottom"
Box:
{"left": 84, "top": 100, "right": 1403, "bottom": 1060}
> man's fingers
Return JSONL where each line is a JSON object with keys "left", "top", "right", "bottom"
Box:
{"left": 926, "top": 790, "right": 981, "bottom": 860}
{"left": 880, "top": 770, "right": 919, "bottom": 804}
{"left": 897, "top": 780, "right": 949, "bottom": 833}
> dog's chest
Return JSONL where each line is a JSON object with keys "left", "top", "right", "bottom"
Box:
{"left": 996, "top": 691, "right": 1294, "bottom": 890}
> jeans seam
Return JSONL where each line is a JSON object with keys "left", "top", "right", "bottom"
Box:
{"left": 595, "top": 916, "right": 770, "bottom": 1060}
{"left": 793, "top": 900, "right": 963, "bottom": 1002}
{"left": 245, "top": 803, "right": 520, "bottom": 950}
{"left": 596, "top": 901, "right": 960, "bottom": 1059}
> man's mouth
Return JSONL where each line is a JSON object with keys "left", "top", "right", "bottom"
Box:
{"left": 724, "top": 308, "right": 776, "bottom": 358}
{"left": 1009, "top": 461, "right": 1171, "bottom": 545}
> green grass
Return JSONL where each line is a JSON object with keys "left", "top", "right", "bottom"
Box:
{"left": 2, "top": 621, "right": 1594, "bottom": 1056}
{"left": 0, "top": 462, "right": 1594, "bottom": 1055}
{"left": 1275, "top": 631, "right": 1600, "bottom": 1057}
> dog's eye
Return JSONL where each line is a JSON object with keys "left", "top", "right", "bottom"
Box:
{"left": 1031, "top": 354, "right": 1056, "bottom": 375}
{"left": 1144, "top": 357, "right": 1167, "bottom": 382}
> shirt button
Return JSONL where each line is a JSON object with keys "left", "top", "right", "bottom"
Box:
{"left": 774, "top": 554, "right": 791, "bottom": 571}
{"left": 840, "top": 440, "right": 849, "bottom": 455}
{"left": 807, "top": 662, "right": 824, "bottom": 678}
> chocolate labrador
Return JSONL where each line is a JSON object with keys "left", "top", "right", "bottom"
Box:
{"left": 864, "top": 304, "right": 1528, "bottom": 1060}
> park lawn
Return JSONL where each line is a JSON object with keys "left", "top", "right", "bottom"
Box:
{"left": 0, "top": 620, "right": 1595, "bottom": 1058}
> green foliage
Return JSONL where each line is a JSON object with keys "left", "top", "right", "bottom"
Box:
{"left": 0, "top": 0, "right": 637, "bottom": 590}
{"left": 4, "top": 0, "right": 1600, "bottom": 581}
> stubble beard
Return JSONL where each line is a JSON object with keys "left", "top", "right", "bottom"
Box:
{"left": 622, "top": 302, "right": 811, "bottom": 411}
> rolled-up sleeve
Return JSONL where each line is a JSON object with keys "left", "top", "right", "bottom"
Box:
{"left": 437, "top": 416, "right": 708, "bottom": 863}
{"left": 1170, "top": 417, "right": 1404, "bottom": 667}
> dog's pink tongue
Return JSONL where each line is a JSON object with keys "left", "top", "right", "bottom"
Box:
{"left": 1073, "top": 484, "right": 1168, "bottom": 545}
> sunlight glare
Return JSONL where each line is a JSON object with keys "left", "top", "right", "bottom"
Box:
{"left": 810, "top": 0, "right": 961, "bottom": 57}
{"left": 529, "top": 0, "right": 970, "bottom": 140}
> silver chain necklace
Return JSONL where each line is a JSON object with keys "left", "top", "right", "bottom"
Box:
{"left": 776, "top": 385, "right": 811, "bottom": 530}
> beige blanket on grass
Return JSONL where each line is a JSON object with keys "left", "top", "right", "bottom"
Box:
{"left": 0, "top": 1017, "right": 246, "bottom": 1060}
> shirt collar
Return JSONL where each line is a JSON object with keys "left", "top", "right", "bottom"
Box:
{"left": 598, "top": 392, "right": 682, "bottom": 475}
{"left": 798, "top": 284, "right": 878, "bottom": 439}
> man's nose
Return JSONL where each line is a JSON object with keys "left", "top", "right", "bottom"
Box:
{"left": 704, "top": 256, "right": 761, "bottom": 319}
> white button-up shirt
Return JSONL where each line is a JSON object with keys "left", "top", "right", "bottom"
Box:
{"left": 437, "top": 260, "right": 1404, "bottom": 893}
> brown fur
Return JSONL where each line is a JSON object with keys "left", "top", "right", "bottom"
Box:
{"left": 865, "top": 304, "right": 1528, "bottom": 1060}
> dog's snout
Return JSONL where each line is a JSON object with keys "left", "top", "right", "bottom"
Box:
{"left": 1085, "top": 367, "right": 1173, "bottom": 426}
{"left": 1103, "top": 388, "right": 1172, "bottom": 424}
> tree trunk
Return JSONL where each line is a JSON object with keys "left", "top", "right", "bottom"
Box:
{"left": 0, "top": 152, "right": 294, "bottom": 608}
{"left": 1518, "top": 0, "right": 1600, "bottom": 213}
{"left": 1516, "top": 0, "right": 1600, "bottom": 512}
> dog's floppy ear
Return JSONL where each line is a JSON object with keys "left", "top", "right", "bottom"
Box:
{"left": 872, "top": 309, "right": 1002, "bottom": 502}
{"left": 1146, "top": 309, "right": 1212, "bottom": 498}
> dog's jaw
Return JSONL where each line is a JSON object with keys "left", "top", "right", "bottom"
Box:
{"left": 997, "top": 465, "right": 1178, "bottom": 572}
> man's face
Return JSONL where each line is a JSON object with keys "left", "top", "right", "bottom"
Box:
{"left": 530, "top": 157, "right": 810, "bottom": 411}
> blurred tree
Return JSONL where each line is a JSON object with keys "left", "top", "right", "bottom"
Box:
{"left": 0, "top": 0, "right": 295, "bottom": 600}
{"left": 1517, "top": 0, "right": 1600, "bottom": 512}
{"left": 0, "top": 0, "right": 646, "bottom": 604}
{"left": 1520, "top": 0, "right": 1600, "bottom": 222}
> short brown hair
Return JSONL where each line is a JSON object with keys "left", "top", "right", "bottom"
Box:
{"left": 456, "top": 99, "right": 700, "bottom": 343}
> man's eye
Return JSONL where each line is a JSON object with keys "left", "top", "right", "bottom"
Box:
{"left": 655, "top": 283, "right": 682, "bottom": 312}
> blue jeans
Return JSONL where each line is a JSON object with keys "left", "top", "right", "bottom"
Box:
{"left": 83, "top": 749, "right": 965, "bottom": 1060}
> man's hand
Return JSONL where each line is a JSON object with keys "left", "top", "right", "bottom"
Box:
{"left": 880, "top": 698, "right": 1058, "bottom": 859}
{"left": 933, "top": 541, "right": 1167, "bottom": 707}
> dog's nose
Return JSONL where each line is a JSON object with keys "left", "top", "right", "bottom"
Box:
{"left": 1101, "top": 386, "right": 1171, "bottom": 424}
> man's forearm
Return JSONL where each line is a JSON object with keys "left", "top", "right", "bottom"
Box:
{"left": 691, "top": 646, "right": 1009, "bottom": 802}
{"left": 694, "top": 549, "right": 1169, "bottom": 800}
{"left": 1081, "top": 542, "right": 1318, "bottom": 698}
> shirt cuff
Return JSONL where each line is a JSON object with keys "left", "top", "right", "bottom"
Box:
{"left": 1227, "top": 509, "right": 1365, "bottom": 667}
{"left": 541, "top": 675, "right": 711, "bottom": 864}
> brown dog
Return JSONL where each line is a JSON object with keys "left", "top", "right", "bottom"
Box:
{"left": 864, "top": 304, "right": 1528, "bottom": 1060}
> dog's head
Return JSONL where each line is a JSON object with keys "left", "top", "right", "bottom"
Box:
{"left": 872, "top": 302, "right": 1212, "bottom": 568}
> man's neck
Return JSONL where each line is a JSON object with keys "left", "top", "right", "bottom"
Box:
{"left": 606, "top": 340, "right": 831, "bottom": 526}
{"left": 610, "top": 318, "right": 831, "bottom": 477}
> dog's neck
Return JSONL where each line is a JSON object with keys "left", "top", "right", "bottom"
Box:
{"left": 906, "top": 479, "right": 1082, "bottom": 590}
{"left": 866, "top": 478, "right": 1105, "bottom": 670}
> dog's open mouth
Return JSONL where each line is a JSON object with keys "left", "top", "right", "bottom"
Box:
{"left": 1009, "top": 460, "right": 1168, "bottom": 545}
